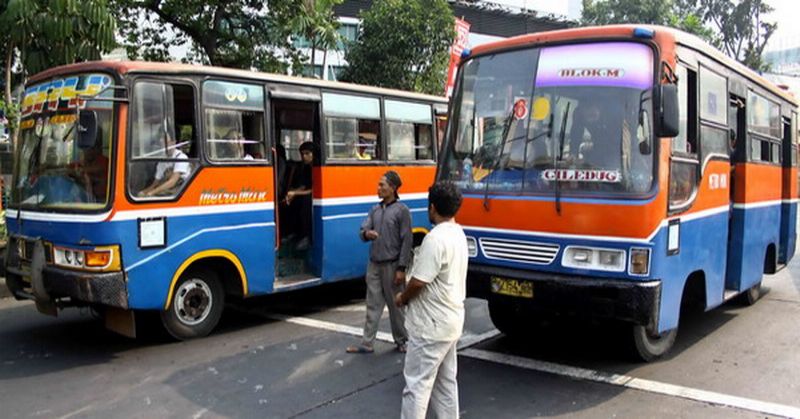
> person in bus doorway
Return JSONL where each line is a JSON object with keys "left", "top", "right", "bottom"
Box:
{"left": 347, "top": 170, "right": 412, "bottom": 354}
{"left": 139, "top": 133, "right": 190, "bottom": 197}
{"left": 394, "top": 181, "right": 468, "bottom": 419}
{"left": 284, "top": 141, "right": 314, "bottom": 251}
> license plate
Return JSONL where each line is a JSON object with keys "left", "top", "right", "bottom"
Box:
{"left": 490, "top": 277, "right": 533, "bottom": 298}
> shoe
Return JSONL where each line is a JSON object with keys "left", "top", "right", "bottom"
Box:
{"left": 346, "top": 344, "right": 374, "bottom": 354}
{"left": 295, "top": 236, "right": 310, "bottom": 251}
{"left": 396, "top": 343, "right": 407, "bottom": 353}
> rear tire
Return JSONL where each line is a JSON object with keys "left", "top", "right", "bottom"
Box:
{"left": 630, "top": 324, "right": 677, "bottom": 362}
{"left": 161, "top": 268, "right": 225, "bottom": 340}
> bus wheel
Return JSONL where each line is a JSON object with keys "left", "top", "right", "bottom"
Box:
{"left": 161, "top": 268, "right": 225, "bottom": 340}
{"left": 738, "top": 281, "right": 761, "bottom": 306}
{"left": 630, "top": 325, "right": 677, "bottom": 362}
{"left": 488, "top": 298, "right": 524, "bottom": 338}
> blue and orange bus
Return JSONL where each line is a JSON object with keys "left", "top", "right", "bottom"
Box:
{"left": 3, "top": 61, "right": 447, "bottom": 339}
{"left": 437, "top": 25, "right": 798, "bottom": 360}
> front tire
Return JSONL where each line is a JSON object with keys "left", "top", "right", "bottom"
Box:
{"left": 630, "top": 324, "right": 677, "bottom": 362}
{"left": 738, "top": 281, "right": 761, "bottom": 306}
{"left": 161, "top": 268, "right": 225, "bottom": 340}
{"left": 488, "top": 298, "right": 525, "bottom": 337}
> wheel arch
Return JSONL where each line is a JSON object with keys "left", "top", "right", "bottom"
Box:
{"left": 164, "top": 249, "right": 248, "bottom": 310}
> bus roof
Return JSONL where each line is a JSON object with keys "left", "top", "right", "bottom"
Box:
{"left": 28, "top": 60, "right": 448, "bottom": 104}
{"left": 470, "top": 24, "right": 798, "bottom": 107}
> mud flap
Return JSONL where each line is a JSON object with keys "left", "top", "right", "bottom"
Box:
{"left": 105, "top": 307, "right": 137, "bottom": 338}
{"left": 30, "top": 240, "right": 57, "bottom": 316}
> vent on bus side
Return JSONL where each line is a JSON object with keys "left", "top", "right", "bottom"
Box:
{"left": 479, "top": 238, "right": 560, "bottom": 265}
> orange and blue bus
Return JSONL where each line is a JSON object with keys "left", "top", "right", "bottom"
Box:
{"left": 3, "top": 61, "right": 447, "bottom": 339}
{"left": 437, "top": 25, "right": 798, "bottom": 360}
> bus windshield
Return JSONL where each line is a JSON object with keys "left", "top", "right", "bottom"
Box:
{"left": 440, "top": 41, "right": 656, "bottom": 196}
{"left": 12, "top": 74, "right": 114, "bottom": 210}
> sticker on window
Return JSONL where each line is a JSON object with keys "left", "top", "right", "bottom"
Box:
{"left": 542, "top": 169, "right": 621, "bottom": 183}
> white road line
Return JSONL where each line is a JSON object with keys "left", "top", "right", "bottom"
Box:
{"left": 267, "top": 312, "right": 800, "bottom": 418}
{"left": 461, "top": 348, "right": 800, "bottom": 419}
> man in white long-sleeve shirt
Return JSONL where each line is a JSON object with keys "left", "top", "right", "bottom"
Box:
{"left": 395, "top": 182, "right": 468, "bottom": 419}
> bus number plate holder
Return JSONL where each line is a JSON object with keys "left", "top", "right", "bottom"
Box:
{"left": 491, "top": 276, "right": 533, "bottom": 298}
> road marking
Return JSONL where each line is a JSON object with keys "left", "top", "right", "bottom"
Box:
{"left": 461, "top": 348, "right": 800, "bottom": 419}
{"left": 267, "top": 312, "right": 800, "bottom": 419}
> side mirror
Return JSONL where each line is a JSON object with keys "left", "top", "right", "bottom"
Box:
{"left": 656, "top": 84, "right": 679, "bottom": 138}
{"left": 77, "top": 110, "right": 98, "bottom": 149}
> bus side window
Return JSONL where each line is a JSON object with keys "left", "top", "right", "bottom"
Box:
{"left": 322, "top": 93, "right": 381, "bottom": 161}
{"left": 203, "top": 80, "right": 267, "bottom": 163}
{"left": 129, "top": 82, "right": 198, "bottom": 200}
{"left": 669, "top": 65, "right": 699, "bottom": 211}
{"left": 385, "top": 100, "right": 434, "bottom": 161}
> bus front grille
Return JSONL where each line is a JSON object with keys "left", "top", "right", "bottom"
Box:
{"left": 479, "top": 238, "right": 560, "bottom": 265}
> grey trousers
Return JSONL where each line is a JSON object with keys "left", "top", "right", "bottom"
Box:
{"left": 361, "top": 261, "right": 408, "bottom": 346}
{"left": 401, "top": 336, "right": 459, "bottom": 419}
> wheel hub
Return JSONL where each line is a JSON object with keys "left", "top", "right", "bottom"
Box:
{"left": 174, "top": 279, "right": 213, "bottom": 326}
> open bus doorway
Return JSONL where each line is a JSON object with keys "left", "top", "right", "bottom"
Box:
{"left": 272, "top": 99, "right": 321, "bottom": 286}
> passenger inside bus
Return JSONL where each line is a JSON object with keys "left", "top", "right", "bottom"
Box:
{"left": 568, "top": 99, "right": 622, "bottom": 170}
{"left": 139, "top": 133, "right": 190, "bottom": 197}
{"left": 222, "top": 128, "right": 254, "bottom": 160}
{"left": 70, "top": 132, "right": 109, "bottom": 202}
{"left": 283, "top": 141, "right": 314, "bottom": 251}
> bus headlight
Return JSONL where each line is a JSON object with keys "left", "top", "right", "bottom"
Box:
{"left": 562, "top": 246, "right": 626, "bottom": 272}
{"left": 53, "top": 245, "right": 121, "bottom": 272}
{"left": 629, "top": 248, "right": 651, "bottom": 276}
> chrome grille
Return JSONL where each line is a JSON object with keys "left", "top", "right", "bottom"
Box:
{"left": 479, "top": 237, "right": 560, "bottom": 265}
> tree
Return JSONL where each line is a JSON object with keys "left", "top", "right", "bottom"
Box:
{"left": 113, "top": 0, "right": 316, "bottom": 73}
{"left": 293, "top": 0, "right": 342, "bottom": 78}
{"left": 691, "top": 0, "right": 775, "bottom": 71}
{"left": 582, "top": 0, "right": 776, "bottom": 72}
{"left": 341, "top": 0, "right": 455, "bottom": 95}
{"left": 582, "top": 0, "right": 715, "bottom": 43}
{"left": 0, "top": 0, "right": 116, "bottom": 142}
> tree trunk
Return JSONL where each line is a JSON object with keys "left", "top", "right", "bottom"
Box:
{"left": 310, "top": 37, "right": 317, "bottom": 78}
{"left": 4, "top": 43, "right": 13, "bottom": 106}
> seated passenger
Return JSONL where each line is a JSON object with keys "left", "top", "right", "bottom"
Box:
{"left": 222, "top": 128, "right": 254, "bottom": 160}
{"left": 139, "top": 134, "right": 190, "bottom": 197}
{"left": 569, "top": 100, "right": 622, "bottom": 169}
{"left": 71, "top": 136, "right": 109, "bottom": 202}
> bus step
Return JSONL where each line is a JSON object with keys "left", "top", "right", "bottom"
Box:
{"left": 775, "top": 263, "right": 787, "bottom": 273}
{"left": 723, "top": 289, "right": 739, "bottom": 302}
{"left": 275, "top": 274, "right": 320, "bottom": 290}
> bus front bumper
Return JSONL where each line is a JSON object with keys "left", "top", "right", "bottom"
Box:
{"left": 4, "top": 238, "right": 128, "bottom": 310}
{"left": 468, "top": 264, "right": 661, "bottom": 328}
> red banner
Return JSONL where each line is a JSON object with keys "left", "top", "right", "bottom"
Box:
{"left": 444, "top": 18, "right": 471, "bottom": 98}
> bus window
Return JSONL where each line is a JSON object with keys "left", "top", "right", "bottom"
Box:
{"left": 203, "top": 81, "right": 266, "bottom": 162}
{"left": 675, "top": 65, "right": 698, "bottom": 154}
{"left": 322, "top": 92, "right": 380, "bottom": 161}
{"left": 385, "top": 100, "right": 434, "bottom": 161}
{"left": 129, "top": 82, "right": 198, "bottom": 199}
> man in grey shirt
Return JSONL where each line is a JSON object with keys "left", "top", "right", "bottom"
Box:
{"left": 347, "top": 171, "right": 412, "bottom": 354}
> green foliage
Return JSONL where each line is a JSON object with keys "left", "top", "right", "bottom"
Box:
{"left": 582, "top": 0, "right": 714, "bottom": 43}
{"left": 112, "top": 0, "right": 320, "bottom": 73}
{"left": 691, "top": 0, "right": 775, "bottom": 71}
{"left": 341, "top": 0, "right": 455, "bottom": 95}
{"left": 581, "top": 0, "right": 776, "bottom": 72}
{"left": 0, "top": 0, "right": 117, "bottom": 74}
{"left": 294, "top": 0, "right": 342, "bottom": 76}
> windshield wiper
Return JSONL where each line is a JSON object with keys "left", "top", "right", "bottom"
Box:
{"left": 483, "top": 107, "right": 516, "bottom": 210}
{"left": 554, "top": 102, "right": 571, "bottom": 215}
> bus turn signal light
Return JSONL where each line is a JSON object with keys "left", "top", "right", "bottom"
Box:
{"left": 85, "top": 250, "right": 112, "bottom": 267}
{"left": 630, "top": 248, "right": 651, "bottom": 275}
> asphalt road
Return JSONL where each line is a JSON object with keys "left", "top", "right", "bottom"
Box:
{"left": 1, "top": 262, "right": 799, "bottom": 419}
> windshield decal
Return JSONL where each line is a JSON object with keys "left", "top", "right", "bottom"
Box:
{"left": 542, "top": 169, "right": 621, "bottom": 183}
{"left": 536, "top": 43, "right": 653, "bottom": 89}
{"left": 22, "top": 74, "right": 112, "bottom": 118}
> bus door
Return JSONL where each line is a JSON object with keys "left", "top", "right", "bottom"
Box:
{"left": 778, "top": 115, "right": 797, "bottom": 265}
{"left": 268, "top": 85, "right": 323, "bottom": 287}
{"left": 725, "top": 94, "right": 746, "bottom": 291}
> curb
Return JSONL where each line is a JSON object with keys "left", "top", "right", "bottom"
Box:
{"left": 0, "top": 277, "right": 10, "bottom": 299}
